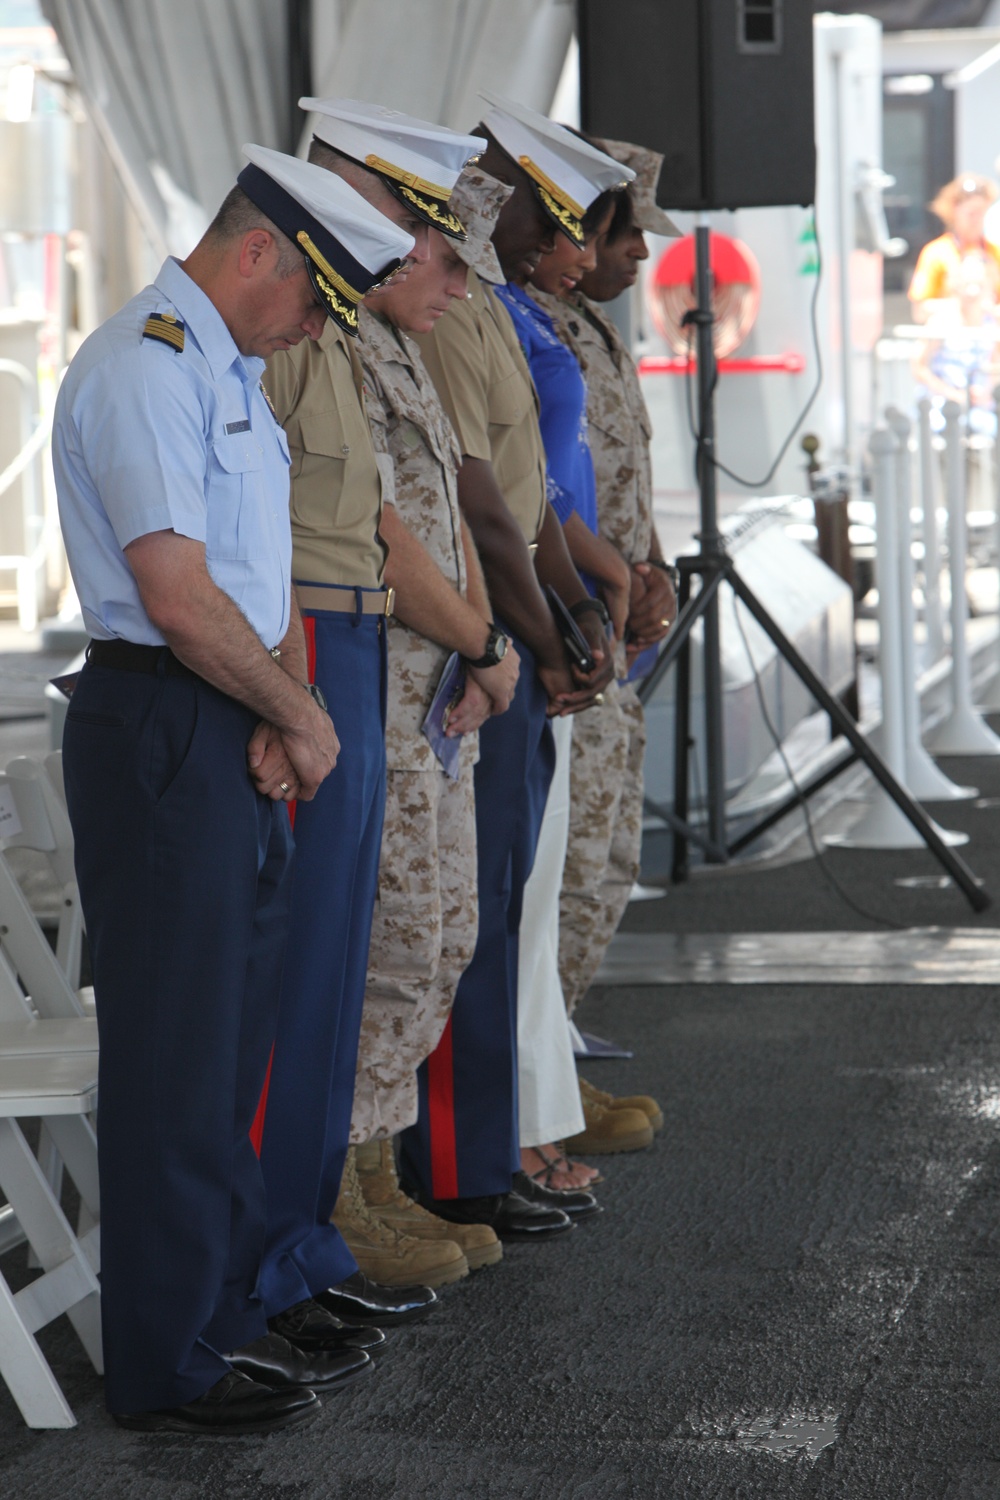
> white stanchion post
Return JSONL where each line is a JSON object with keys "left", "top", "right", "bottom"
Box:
{"left": 976, "top": 381, "right": 1000, "bottom": 711}
{"left": 916, "top": 397, "right": 946, "bottom": 663}
{"left": 827, "top": 426, "right": 967, "bottom": 850}
{"left": 885, "top": 407, "right": 976, "bottom": 800}
{"left": 925, "top": 399, "right": 1000, "bottom": 755}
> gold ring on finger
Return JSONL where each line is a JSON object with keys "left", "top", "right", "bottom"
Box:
{"left": 279, "top": 781, "right": 290, "bottom": 793}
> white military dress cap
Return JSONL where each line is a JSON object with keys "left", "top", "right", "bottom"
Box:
{"left": 479, "top": 90, "right": 635, "bottom": 246}
{"left": 300, "top": 96, "right": 485, "bottom": 240}
{"left": 239, "top": 143, "right": 415, "bottom": 336}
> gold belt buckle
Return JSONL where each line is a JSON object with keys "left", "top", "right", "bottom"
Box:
{"left": 384, "top": 586, "right": 395, "bottom": 618}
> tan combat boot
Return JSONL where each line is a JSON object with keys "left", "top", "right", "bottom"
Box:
{"left": 563, "top": 1089, "right": 654, "bottom": 1156}
{"left": 355, "top": 1139, "right": 503, "bottom": 1271}
{"left": 332, "top": 1147, "right": 469, "bottom": 1288}
{"left": 579, "top": 1075, "right": 664, "bottom": 1134}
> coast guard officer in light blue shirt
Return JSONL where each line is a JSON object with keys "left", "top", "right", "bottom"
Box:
{"left": 53, "top": 145, "right": 412, "bottom": 1437}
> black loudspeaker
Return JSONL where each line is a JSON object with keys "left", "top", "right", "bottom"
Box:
{"left": 577, "top": 0, "right": 816, "bottom": 211}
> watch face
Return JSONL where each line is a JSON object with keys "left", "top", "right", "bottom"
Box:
{"left": 493, "top": 631, "right": 508, "bottom": 661}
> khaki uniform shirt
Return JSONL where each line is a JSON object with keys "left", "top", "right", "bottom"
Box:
{"left": 415, "top": 270, "right": 547, "bottom": 545}
{"left": 544, "top": 291, "right": 653, "bottom": 565}
{"left": 358, "top": 308, "right": 476, "bottom": 774}
{"left": 264, "top": 320, "right": 385, "bottom": 588}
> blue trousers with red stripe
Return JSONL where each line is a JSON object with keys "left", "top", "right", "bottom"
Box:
{"left": 256, "top": 603, "right": 387, "bottom": 1316}
{"left": 64, "top": 659, "right": 293, "bottom": 1414}
{"left": 399, "top": 633, "right": 554, "bottom": 1200}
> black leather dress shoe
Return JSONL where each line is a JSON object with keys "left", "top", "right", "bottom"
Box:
{"left": 512, "top": 1169, "right": 603, "bottom": 1222}
{"left": 113, "top": 1370, "right": 318, "bottom": 1435}
{"left": 269, "top": 1297, "right": 387, "bottom": 1353}
{"left": 224, "top": 1331, "right": 372, "bottom": 1393}
{"left": 418, "top": 1189, "right": 574, "bottom": 1241}
{"left": 315, "top": 1271, "right": 437, "bottom": 1326}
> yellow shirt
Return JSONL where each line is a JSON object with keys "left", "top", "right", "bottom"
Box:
{"left": 908, "top": 232, "right": 1000, "bottom": 305}
{"left": 415, "top": 270, "right": 547, "bottom": 545}
{"left": 264, "top": 321, "right": 385, "bottom": 588}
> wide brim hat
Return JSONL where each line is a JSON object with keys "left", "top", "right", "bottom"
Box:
{"left": 301, "top": 97, "right": 485, "bottom": 241}
{"left": 479, "top": 91, "right": 634, "bottom": 247}
{"left": 239, "top": 144, "right": 415, "bottom": 336}
{"left": 587, "top": 136, "right": 680, "bottom": 237}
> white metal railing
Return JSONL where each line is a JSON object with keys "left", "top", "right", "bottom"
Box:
{"left": 0, "top": 359, "right": 51, "bottom": 632}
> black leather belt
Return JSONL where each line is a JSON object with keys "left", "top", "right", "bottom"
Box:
{"left": 86, "top": 639, "right": 193, "bottom": 676}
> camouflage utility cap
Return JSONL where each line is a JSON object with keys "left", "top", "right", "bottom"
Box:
{"left": 589, "top": 137, "right": 680, "bottom": 238}
{"left": 449, "top": 166, "right": 513, "bottom": 285}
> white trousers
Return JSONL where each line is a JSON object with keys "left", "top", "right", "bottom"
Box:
{"left": 516, "top": 714, "right": 585, "bottom": 1147}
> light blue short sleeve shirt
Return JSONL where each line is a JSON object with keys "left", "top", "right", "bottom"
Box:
{"left": 53, "top": 257, "right": 293, "bottom": 648}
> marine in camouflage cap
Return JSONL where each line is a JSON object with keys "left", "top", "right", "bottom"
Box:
{"left": 448, "top": 165, "right": 514, "bottom": 285}
{"left": 586, "top": 136, "right": 680, "bottom": 238}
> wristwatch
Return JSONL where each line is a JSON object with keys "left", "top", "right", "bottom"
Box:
{"left": 304, "top": 682, "right": 328, "bottom": 712}
{"left": 647, "top": 558, "right": 681, "bottom": 589}
{"left": 467, "top": 623, "right": 510, "bottom": 669}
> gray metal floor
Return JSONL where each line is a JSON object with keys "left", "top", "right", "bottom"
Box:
{"left": 4, "top": 978, "right": 1000, "bottom": 1497}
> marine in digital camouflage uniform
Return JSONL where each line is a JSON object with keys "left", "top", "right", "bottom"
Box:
{"left": 542, "top": 139, "right": 679, "bottom": 1018}
{"left": 352, "top": 303, "right": 481, "bottom": 1143}
{"left": 352, "top": 167, "right": 521, "bottom": 1146}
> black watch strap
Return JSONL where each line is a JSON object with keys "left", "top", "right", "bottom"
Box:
{"left": 467, "top": 623, "right": 509, "bottom": 670}
{"left": 304, "top": 682, "right": 328, "bottom": 712}
{"left": 647, "top": 558, "right": 680, "bottom": 588}
{"left": 569, "top": 597, "right": 611, "bottom": 628}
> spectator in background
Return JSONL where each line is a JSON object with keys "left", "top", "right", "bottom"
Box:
{"left": 908, "top": 174, "right": 1000, "bottom": 325}
{"left": 912, "top": 260, "right": 1000, "bottom": 436}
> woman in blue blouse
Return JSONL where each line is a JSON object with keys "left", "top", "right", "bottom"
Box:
{"left": 496, "top": 191, "right": 631, "bottom": 1196}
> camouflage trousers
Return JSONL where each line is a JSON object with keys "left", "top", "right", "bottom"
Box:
{"left": 350, "top": 762, "right": 478, "bottom": 1144}
{"left": 558, "top": 678, "right": 646, "bottom": 1015}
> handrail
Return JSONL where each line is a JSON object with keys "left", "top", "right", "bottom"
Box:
{"left": 0, "top": 359, "right": 49, "bottom": 631}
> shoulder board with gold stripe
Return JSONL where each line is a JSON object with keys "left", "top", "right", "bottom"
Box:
{"left": 142, "top": 313, "right": 185, "bottom": 352}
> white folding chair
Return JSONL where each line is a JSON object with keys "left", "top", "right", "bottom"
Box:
{"left": 0, "top": 1051, "right": 101, "bottom": 1428}
{"left": 0, "top": 769, "right": 98, "bottom": 1257}
{"left": 4, "top": 756, "right": 84, "bottom": 990}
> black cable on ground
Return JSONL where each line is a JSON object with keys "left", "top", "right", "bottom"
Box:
{"left": 730, "top": 590, "right": 913, "bottom": 931}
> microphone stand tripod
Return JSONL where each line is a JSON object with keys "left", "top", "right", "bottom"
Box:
{"left": 636, "top": 222, "right": 989, "bottom": 913}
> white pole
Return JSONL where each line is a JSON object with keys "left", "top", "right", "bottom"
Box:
{"left": 926, "top": 400, "right": 1000, "bottom": 754}
{"left": 885, "top": 407, "right": 976, "bottom": 800}
{"left": 828, "top": 427, "right": 967, "bottom": 849}
{"left": 976, "top": 381, "right": 1000, "bottom": 711}
{"left": 916, "top": 397, "right": 946, "bottom": 662}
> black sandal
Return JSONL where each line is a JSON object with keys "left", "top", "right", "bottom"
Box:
{"left": 527, "top": 1142, "right": 604, "bottom": 1189}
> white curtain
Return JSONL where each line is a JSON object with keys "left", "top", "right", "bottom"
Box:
{"left": 39, "top": 0, "right": 575, "bottom": 256}
{"left": 40, "top": 0, "right": 293, "bottom": 257}
{"left": 307, "top": 0, "right": 575, "bottom": 140}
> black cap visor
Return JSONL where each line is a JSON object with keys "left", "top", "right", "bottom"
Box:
{"left": 238, "top": 161, "right": 402, "bottom": 337}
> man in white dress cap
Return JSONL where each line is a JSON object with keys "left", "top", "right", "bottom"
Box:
{"left": 253, "top": 101, "right": 488, "bottom": 1335}
{"left": 398, "top": 96, "right": 631, "bottom": 1236}
{"left": 54, "top": 146, "right": 412, "bottom": 1434}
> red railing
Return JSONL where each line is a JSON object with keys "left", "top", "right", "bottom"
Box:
{"left": 638, "top": 352, "right": 807, "bottom": 375}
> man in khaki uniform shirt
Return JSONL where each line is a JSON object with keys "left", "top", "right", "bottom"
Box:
{"left": 254, "top": 103, "right": 488, "bottom": 1331}
{"left": 399, "top": 100, "right": 624, "bottom": 1234}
